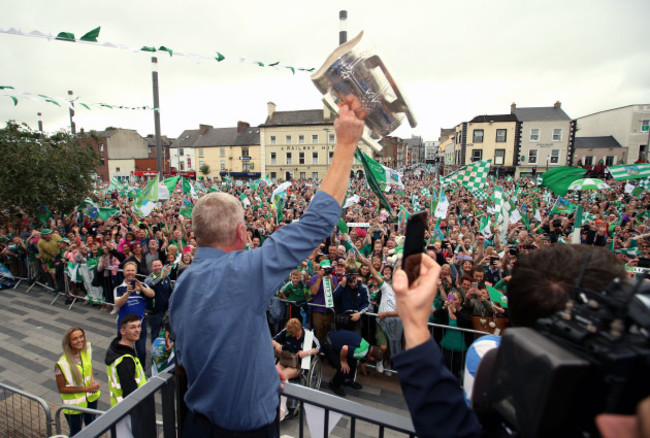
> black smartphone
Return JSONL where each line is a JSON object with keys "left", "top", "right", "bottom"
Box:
{"left": 402, "top": 211, "right": 428, "bottom": 286}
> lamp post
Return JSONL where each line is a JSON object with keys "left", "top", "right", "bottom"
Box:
{"left": 151, "top": 57, "right": 163, "bottom": 182}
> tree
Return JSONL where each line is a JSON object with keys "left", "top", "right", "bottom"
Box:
{"left": 200, "top": 163, "right": 211, "bottom": 177}
{"left": 0, "top": 121, "right": 100, "bottom": 225}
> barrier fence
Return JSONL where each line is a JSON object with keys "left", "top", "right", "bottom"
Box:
{"left": 0, "top": 382, "right": 54, "bottom": 438}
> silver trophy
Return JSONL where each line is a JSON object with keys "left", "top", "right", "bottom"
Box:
{"left": 312, "top": 31, "right": 417, "bottom": 152}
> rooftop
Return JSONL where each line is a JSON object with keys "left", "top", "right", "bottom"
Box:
{"left": 574, "top": 136, "right": 623, "bottom": 149}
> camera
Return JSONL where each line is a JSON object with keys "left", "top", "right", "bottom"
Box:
{"left": 474, "top": 276, "right": 650, "bottom": 437}
{"left": 552, "top": 219, "right": 562, "bottom": 228}
{"left": 509, "top": 247, "right": 519, "bottom": 256}
{"left": 323, "top": 266, "right": 332, "bottom": 275}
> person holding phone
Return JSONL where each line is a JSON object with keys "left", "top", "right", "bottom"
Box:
{"left": 113, "top": 261, "right": 154, "bottom": 367}
{"left": 391, "top": 253, "right": 482, "bottom": 438}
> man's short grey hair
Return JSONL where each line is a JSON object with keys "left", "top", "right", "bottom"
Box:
{"left": 192, "top": 192, "right": 244, "bottom": 247}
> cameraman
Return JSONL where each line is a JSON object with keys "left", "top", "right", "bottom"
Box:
{"left": 463, "top": 244, "right": 626, "bottom": 404}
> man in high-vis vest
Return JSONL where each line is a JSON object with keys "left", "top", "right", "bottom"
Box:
{"left": 105, "top": 313, "right": 148, "bottom": 437}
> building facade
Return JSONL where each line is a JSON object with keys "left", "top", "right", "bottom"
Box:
{"left": 511, "top": 101, "right": 575, "bottom": 176}
{"left": 259, "top": 102, "right": 372, "bottom": 181}
{"left": 575, "top": 104, "right": 650, "bottom": 163}
{"left": 79, "top": 128, "right": 150, "bottom": 181}
{"left": 572, "top": 136, "right": 626, "bottom": 167}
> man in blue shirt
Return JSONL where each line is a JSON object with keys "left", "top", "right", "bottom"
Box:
{"left": 113, "top": 261, "right": 155, "bottom": 367}
{"left": 170, "top": 102, "right": 366, "bottom": 436}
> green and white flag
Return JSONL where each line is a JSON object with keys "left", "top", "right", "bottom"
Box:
{"left": 133, "top": 200, "right": 156, "bottom": 217}
{"left": 411, "top": 194, "right": 420, "bottom": 211}
{"left": 434, "top": 189, "right": 449, "bottom": 219}
{"left": 551, "top": 197, "right": 577, "bottom": 215}
{"left": 182, "top": 177, "right": 198, "bottom": 199}
{"left": 239, "top": 193, "right": 251, "bottom": 208}
{"left": 607, "top": 164, "right": 650, "bottom": 181}
{"left": 343, "top": 195, "right": 360, "bottom": 209}
{"left": 138, "top": 177, "right": 159, "bottom": 203}
{"left": 571, "top": 205, "right": 584, "bottom": 244}
{"left": 107, "top": 177, "right": 123, "bottom": 193}
{"left": 98, "top": 207, "right": 120, "bottom": 221}
{"left": 492, "top": 187, "right": 509, "bottom": 243}
{"left": 398, "top": 205, "right": 411, "bottom": 225}
{"left": 440, "top": 159, "right": 491, "bottom": 191}
{"left": 479, "top": 216, "right": 492, "bottom": 238}
{"left": 356, "top": 149, "right": 404, "bottom": 189}
{"left": 355, "top": 148, "right": 394, "bottom": 215}
{"left": 272, "top": 181, "right": 291, "bottom": 222}
{"left": 533, "top": 198, "right": 542, "bottom": 222}
{"left": 264, "top": 173, "right": 273, "bottom": 186}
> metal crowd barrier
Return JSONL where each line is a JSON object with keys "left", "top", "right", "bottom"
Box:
{"left": 0, "top": 382, "right": 54, "bottom": 438}
{"left": 73, "top": 366, "right": 415, "bottom": 438}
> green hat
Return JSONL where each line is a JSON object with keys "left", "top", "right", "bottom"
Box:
{"left": 319, "top": 259, "right": 331, "bottom": 268}
{"left": 41, "top": 228, "right": 53, "bottom": 234}
{"left": 59, "top": 238, "right": 71, "bottom": 244}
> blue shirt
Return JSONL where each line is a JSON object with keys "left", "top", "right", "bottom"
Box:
{"left": 114, "top": 281, "right": 146, "bottom": 327}
{"left": 169, "top": 190, "right": 341, "bottom": 431}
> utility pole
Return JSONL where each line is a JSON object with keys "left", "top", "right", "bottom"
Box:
{"left": 339, "top": 10, "right": 347, "bottom": 45}
{"left": 151, "top": 57, "right": 163, "bottom": 181}
{"left": 68, "top": 90, "right": 76, "bottom": 134}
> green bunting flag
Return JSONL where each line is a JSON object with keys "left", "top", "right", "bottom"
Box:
{"left": 80, "top": 26, "right": 101, "bottom": 42}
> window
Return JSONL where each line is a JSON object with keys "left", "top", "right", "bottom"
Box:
{"left": 496, "top": 129, "right": 507, "bottom": 142}
{"left": 494, "top": 149, "right": 505, "bottom": 165}
{"left": 312, "top": 134, "right": 319, "bottom": 144}
{"left": 270, "top": 172, "right": 277, "bottom": 179}
{"left": 220, "top": 161, "right": 226, "bottom": 170}
{"left": 329, "top": 151, "right": 334, "bottom": 161}
{"left": 100, "top": 157, "right": 105, "bottom": 166}
{"left": 552, "top": 129, "right": 562, "bottom": 141}
{"left": 642, "top": 120, "right": 649, "bottom": 132}
{"left": 270, "top": 152, "right": 277, "bottom": 165}
{"left": 199, "top": 161, "right": 205, "bottom": 168}
{"left": 530, "top": 129, "right": 540, "bottom": 141}
{"left": 270, "top": 136, "right": 276, "bottom": 145}
{"left": 243, "top": 162, "right": 250, "bottom": 172}
{"left": 220, "top": 148, "right": 225, "bottom": 157}
{"left": 99, "top": 144, "right": 104, "bottom": 153}
{"left": 299, "top": 152, "right": 305, "bottom": 164}
{"left": 242, "top": 147, "right": 249, "bottom": 157}
{"left": 471, "top": 149, "right": 482, "bottom": 162}
{"left": 300, "top": 172, "right": 306, "bottom": 179}
{"left": 187, "top": 157, "right": 192, "bottom": 167}
{"left": 180, "top": 162, "right": 185, "bottom": 170}
{"left": 148, "top": 146, "right": 153, "bottom": 154}
{"left": 312, "top": 172, "right": 318, "bottom": 179}
{"left": 199, "top": 148, "right": 204, "bottom": 158}
{"left": 605, "top": 156, "right": 615, "bottom": 166}
{"left": 298, "top": 135, "right": 305, "bottom": 144}
{"left": 286, "top": 152, "right": 292, "bottom": 165}
{"left": 473, "top": 129, "right": 484, "bottom": 143}
{"left": 329, "top": 133, "right": 335, "bottom": 143}
{"left": 312, "top": 151, "right": 319, "bottom": 164}
{"left": 584, "top": 156, "right": 593, "bottom": 166}
{"left": 551, "top": 149, "right": 560, "bottom": 163}
{"left": 286, "top": 135, "right": 292, "bottom": 144}
{"left": 528, "top": 150, "right": 537, "bottom": 163}
{"left": 179, "top": 148, "right": 184, "bottom": 156}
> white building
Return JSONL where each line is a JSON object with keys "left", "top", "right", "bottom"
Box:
{"left": 576, "top": 104, "right": 650, "bottom": 164}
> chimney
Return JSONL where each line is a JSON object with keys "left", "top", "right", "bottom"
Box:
{"left": 199, "top": 124, "right": 212, "bottom": 135}
{"left": 147, "top": 134, "right": 154, "bottom": 138}
{"left": 237, "top": 121, "right": 250, "bottom": 133}
{"left": 554, "top": 101, "right": 561, "bottom": 109}
{"left": 80, "top": 128, "right": 85, "bottom": 134}
{"left": 267, "top": 102, "right": 276, "bottom": 120}
{"left": 511, "top": 102, "right": 516, "bottom": 114}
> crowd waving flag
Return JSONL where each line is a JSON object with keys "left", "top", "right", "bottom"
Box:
{"left": 440, "top": 159, "right": 491, "bottom": 191}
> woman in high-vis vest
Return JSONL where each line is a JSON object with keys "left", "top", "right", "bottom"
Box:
{"left": 55, "top": 327, "right": 101, "bottom": 436}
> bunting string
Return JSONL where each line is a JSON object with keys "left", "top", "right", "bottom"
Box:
{"left": 0, "top": 26, "right": 315, "bottom": 74}
{"left": 0, "top": 85, "right": 156, "bottom": 111}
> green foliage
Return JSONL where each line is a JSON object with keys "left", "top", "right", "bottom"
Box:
{"left": 199, "top": 163, "right": 211, "bottom": 176}
{"left": 0, "top": 121, "right": 100, "bottom": 224}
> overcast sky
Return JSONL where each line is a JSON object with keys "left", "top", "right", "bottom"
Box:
{"left": 2, "top": 0, "right": 648, "bottom": 142}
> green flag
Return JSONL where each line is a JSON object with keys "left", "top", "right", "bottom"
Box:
{"left": 487, "top": 285, "right": 508, "bottom": 308}
{"left": 98, "top": 207, "right": 120, "bottom": 221}
{"left": 541, "top": 166, "right": 586, "bottom": 196}
{"left": 551, "top": 197, "right": 577, "bottom": 215}
{"left": 182, "top": 177, "right": 197, "bottom": 199}
{"left": 571, "top": 205, "right": 584, "bottom": 244}
{"left": 138, "top": 177, "right": 159, "bottom": 203}
{"left": 355, "top": 148, "right": 394, "bottom": 215}
{"left": 180, "top": 199, "right": 194, "bottom": 219}
{"left": 338, "top": 218, "right": 349, "bottom": 234}
{"left": 163, "top": 176, "right": 181, "bottom": 195}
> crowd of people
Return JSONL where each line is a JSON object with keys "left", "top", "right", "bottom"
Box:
{"left": 3, "top": 106, "right": 650, "bottom": 435}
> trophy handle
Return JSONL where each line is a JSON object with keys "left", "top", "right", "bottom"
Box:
{"left": 365, "top": 55, "right": 417, "bottom": 129}
{"left": 322, "top": 96, "right": 384, "bottom": 153}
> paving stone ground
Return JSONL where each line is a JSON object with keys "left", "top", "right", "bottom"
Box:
{"left": 0, "top": 283, "right": 412, "bottom": 437}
